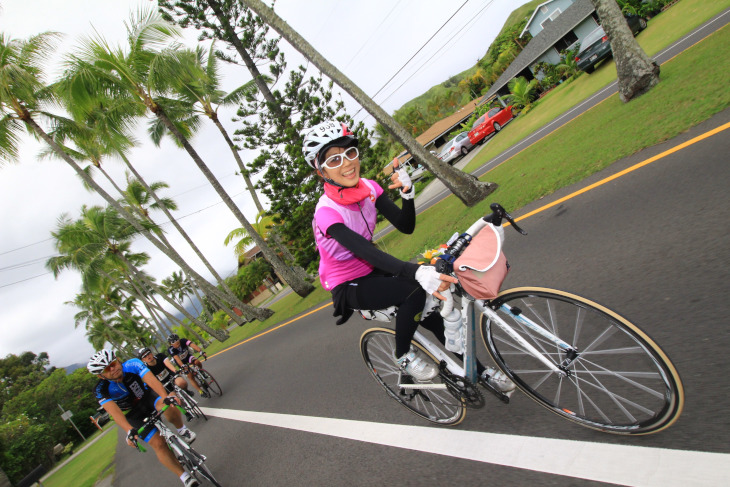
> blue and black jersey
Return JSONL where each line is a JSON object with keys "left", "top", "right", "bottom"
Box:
{"left": 94, "top": 358, "right": 152, "bottom": 411}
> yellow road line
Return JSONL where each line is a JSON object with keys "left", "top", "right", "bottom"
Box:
{"left": 514, "top": 121, "right": 730, "bottom": 222}
{"left": 208, "top": 302, "right": 333, "bottom": 359}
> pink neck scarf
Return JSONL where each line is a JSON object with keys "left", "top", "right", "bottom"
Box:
{"left": 324, "top": 180, "right": 371, "bottom": 205}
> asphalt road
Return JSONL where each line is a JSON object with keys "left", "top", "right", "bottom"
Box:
{"left": 111, "top": 11, "right": 730, "bottom": 487}
{"left": 113, "top": 106, "right": 730, "bottom": 486}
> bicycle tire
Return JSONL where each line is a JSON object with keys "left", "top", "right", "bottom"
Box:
{"left": 481, "top": 287, "right": 684, "bottom": 435}
{"left": 200, "top": 369, "right": 222, "bottom": 396}
{"left": 177, "top": 388, "right": 207, "bottom": 421}
{"left": 360, "top": 327, "right": 466, "bottom": 425}
{"left": 169, "top": 436, "right": 222, "bottom": 487}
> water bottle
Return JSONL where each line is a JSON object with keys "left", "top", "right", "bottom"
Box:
{"left": 443, "top": 309, "right": 464, "bottom": 354}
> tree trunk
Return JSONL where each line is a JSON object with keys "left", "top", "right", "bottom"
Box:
{"left": 591, "top": 0, "right": 659, "bottom": 102}
{"left": 241, "top": 0, "right": 497, "bottom": 207}
{"left": 205, "top": 0, "right": 286, "bottom": 120}
{"left": 119, "top": 153, "right": 249, "bottom": 324}
{"left": 23, "top": 114, "right": 274, "bottom": 324}
{"left": 210, "top": 113, "right": 264, "bottom": 214}
{"left": 152, "top": 106, "right": 314, "bottom": 297}
{"left": 122, "top": 256, "right": 224, "bottom": 343}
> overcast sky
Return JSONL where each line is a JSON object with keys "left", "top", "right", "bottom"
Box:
{"left": 0, "top": 0, "right": 531, "bottom": 368}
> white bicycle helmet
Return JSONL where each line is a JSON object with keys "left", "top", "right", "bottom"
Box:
{"left": 301, "top": 120, "right": 357, "bottom": 170}
{"left": 87, "top": 349, "right": 116, "bottom": 374}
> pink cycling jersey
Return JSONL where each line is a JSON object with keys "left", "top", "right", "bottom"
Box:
{"left": 313, "top": 179, "right": 384, "bottom": 290}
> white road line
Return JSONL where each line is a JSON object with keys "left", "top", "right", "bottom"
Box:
{"left": 202, "top": 407, "right": 728, "bottom": 486}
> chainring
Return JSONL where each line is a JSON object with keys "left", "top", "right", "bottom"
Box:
{"left": 440, "top": 363, "right": 485, "bottom": 409}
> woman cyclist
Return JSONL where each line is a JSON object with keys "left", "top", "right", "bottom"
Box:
{"left": 303, "top": 121, "right": 459, "bottom": 382}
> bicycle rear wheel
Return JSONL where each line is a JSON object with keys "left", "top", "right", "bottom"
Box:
{"left": 481, "top": 287, "right": 684, "bottom": 435}
{"left": 200, "top": 369, "right": 222, "bottom": 397}
{"left": 360, "top": 327, "right": 466, "bottom": 425}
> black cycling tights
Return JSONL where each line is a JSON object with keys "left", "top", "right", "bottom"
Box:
{"left": 344, "top": 273, "right": 487, "bottom": 375}
{"left": 342, "top": 273, "right": 443, "bottom": 357}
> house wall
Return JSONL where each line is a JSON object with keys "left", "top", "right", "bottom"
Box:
{"left": 526, "top": 0, "right": 576, "bottom": 37}
{"left": 530, "top": 17, "right": 600, "bottom": 76}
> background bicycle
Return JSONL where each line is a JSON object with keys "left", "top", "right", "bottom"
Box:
{"left": 132, "top": 403, "right": 222, "bottom": 487}
{"left": 188, "top": 355, "right": 222, "bottom": 397}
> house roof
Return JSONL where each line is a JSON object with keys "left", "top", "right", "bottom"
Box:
{"left": 520, "top": 0, "right": 560, "bottom": 38}
{"left": 484, "top": 0, "right": 595, "bottom": 100}
{"left": 381, "top": 97, "right": 489, "bottom": 175}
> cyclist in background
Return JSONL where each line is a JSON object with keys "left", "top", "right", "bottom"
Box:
{"left": 138, "top": 347, "right": 190, "bottom": 393}
{"left": 88, "top": 349, "right": 199, "bottom": 487}
{"left": 167, "top": 334, "right": 208, "bottom": 398}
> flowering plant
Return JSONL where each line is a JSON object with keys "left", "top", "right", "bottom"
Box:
{"left": 417, "top": 244, "right": 448, "bottom": 265}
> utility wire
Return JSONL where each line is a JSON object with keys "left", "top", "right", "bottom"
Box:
{"left": 351, "top": 0, "right": 471, "bottom": 120}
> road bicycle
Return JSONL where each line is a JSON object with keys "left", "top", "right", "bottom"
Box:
{"left": 167, "top": 373, "right": 207, "bottom": 421}
{"left": 360, "top": 204, "right": 684, "bottom": 435}
{"left": 131, "top": 402, "right": 222, "bottom": 486}
{"left": 187, "top": 356, "right": 222, "bottom": 397}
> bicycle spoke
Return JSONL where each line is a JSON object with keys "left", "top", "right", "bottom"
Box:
{"left": 484, "top": 288, "right": 683, "bottom": 434}
{"left": 361, "top": 329, "right": 465, "bottom": 425}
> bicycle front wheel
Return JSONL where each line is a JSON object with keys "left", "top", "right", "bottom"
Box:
{"left": 360, "top": 328, "right": 466, "bottom": 426}
{"left": 171, "top": 436, "right": 222, "bottom": 487}
{"left": 178, "top": 388, "right": 207, "bottom": 421}
{"left": 481, "top": 287, "right": 684, "bottom": 435}
{"left": 200, "top": 369, "right": 222, "bottom": 397}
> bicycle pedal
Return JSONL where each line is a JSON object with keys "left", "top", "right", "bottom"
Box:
{"left": 479, "top": 377, "right": 510, "bottom": 404}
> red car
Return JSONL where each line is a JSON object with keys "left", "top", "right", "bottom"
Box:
{"left": 467, "top": 105, "right": 514, "bottom": 145}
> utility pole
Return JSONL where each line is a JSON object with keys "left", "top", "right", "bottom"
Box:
{"left": 58, "top": 403, "right": 86, "bottom": 441}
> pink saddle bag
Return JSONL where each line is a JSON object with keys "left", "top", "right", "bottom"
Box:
{"left": 453, "top": 224, "right": 509, "bottom": 300}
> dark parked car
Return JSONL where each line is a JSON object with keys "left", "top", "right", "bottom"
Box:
{"left": 576, "top": 15, "right": 648, "bottom": 74}
{"left": 467, "top": 106, "right": 514, "bottom": 145}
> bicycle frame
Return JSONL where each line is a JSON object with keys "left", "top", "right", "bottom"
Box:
{"left": 401, "top": 293, "right": 572, "bottom": 389}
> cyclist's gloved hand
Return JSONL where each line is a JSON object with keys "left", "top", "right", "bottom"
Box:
{"left": 388, "top": 158, "right": 414, "bottom": 200}
{"left": 126, "top": 429, "right": 138, "bottom": 446}
{"left": 415, "top": 266, "right": 458, "bottom": 300}
{"left": 163, "top": 395, "right": 178, "bottom": 406}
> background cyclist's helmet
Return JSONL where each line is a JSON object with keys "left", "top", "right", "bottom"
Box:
{"left": 137, "top": 347, "right": 152, "bottom": 358}
{"left": 167, "top": 333, "right": 180, "bottom": 343}
{"left": 301, "top": 121, "right": 357, "bottom": 170}
{"left": 87, "top": 349, "right": 116, "bottom": 374}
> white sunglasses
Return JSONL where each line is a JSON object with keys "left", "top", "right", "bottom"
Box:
{"left": 320, "top": 147, "right": 359, "bottom": 169}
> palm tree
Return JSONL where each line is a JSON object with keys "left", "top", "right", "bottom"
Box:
{"left": 224, "top": 210, "right": 276, "bottom": 257}
{"left": 119, "top": 174, "right": 243, "bottom": 323}
{"left": 60, "top": 9, "right": 312, "bottom": 297}
{"left": 162, "top": 270, "right": 199, "bottom": 313}
{"left": 506, "top": 77, "right": 539, "bottom": 112}
{"left": 239, "top": 0, "right": 497, "bottom": 207}
{"left": 46, "top": 205, "right": 215, "bottom": 344}
{"left": 167, "top": 45, "right": 304, "bottom": 271}
{"left": 0, "top": 31, "right": 271, "bottom": 327}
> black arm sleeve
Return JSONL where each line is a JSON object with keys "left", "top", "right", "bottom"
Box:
{"left": 375, "top": 193, "right": 415, "bottom": 234}
{"left": 326, "top": 223, "right": 419, "bottom": 280}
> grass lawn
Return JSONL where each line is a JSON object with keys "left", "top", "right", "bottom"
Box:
{"left": 464, "top": 0, "right": 730, "bottom": 173}
{"left": 43, "top": 427, "right": 117, "bottom": 487}
{"left": 205, "top": 2, "right": 730, "bottom": 358}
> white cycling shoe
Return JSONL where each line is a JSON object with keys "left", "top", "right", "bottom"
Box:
{"left": 396, "top": 347, "right": 438, "bottom": 382}
{"left": 480, "top": 366, "right": 516, "bottom": 394}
